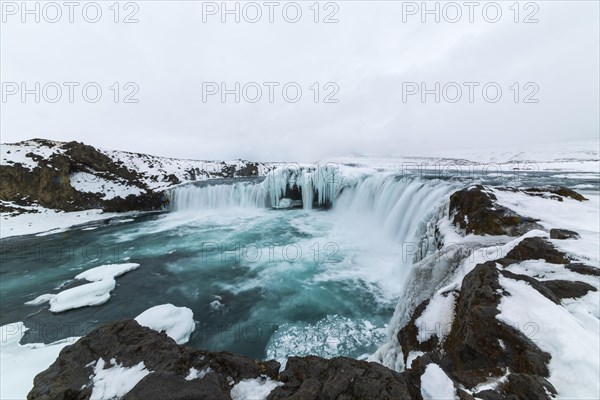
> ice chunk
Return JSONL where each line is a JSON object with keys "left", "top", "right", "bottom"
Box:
{"left": 135, "top": 304, "right": 195, "bottom": 344}
{"left": 49, "top": 279, "right": 116, "bottom": 313}
{"left": 25, "top": 293, "right": 57, "bottom": 305}
{"left": 75, "top": 263, "right": 140, "bottom": 282}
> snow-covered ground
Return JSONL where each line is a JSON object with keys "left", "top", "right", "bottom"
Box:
{"left": 326, "top": 138, "right": 600, "bottom": 175}
{"left": 0, "top": 139, "right": 66, "bottom": 170}
{"left": 0, "top": 322, "right": 79, "bottom": 400}
{"left": 70, "top": 172, "right": 145, "bottom": 200}
{"left": 0, "top": 203, "right": 129, "bottom": 238}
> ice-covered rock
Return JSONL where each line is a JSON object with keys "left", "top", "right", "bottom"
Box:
{"left": 134, "top": 304, "right": 195, "bottom": 345}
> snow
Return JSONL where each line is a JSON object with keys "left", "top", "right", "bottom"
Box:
{"left": 230, "top": 376, "right": 283, "bottom": 400}
{"left": 0, "top": 322, "right": 79, "bottom": 400}
{"left": 0, "top": 205, "right": 124, "bottom": 238}
{"left": 0, "top": 139, "right": 65, "bottom": 170}
{"left": 70, "top": 172, "right": 144, "bottom": 200}
{"left": 415, "top": 292, "right": 456, "bottom": 344}
{"left": 185, "top": 366, "right": 212, "bottom": 380}
{"left": 102, "top": 147, "right": 274, "bottom": 191}
{"left": 134, "top": 304, "right": 195, "bottom": 344}
{"left": 89, "top": 358, "right": 151, "bottom": 400}
{"left": 497, "top": 275, "right": 600, "bottom": 399}
{"left": 74, "top": 263, "right": 140, "bottom": 282}
{"left": 24, "top": 293, "right": 57, "bottom": 306}
{"left": 494, "top": 190, "right": 600, "bottom": 265}
{"left": 325, "top": 138, "right": 600, "bottom": 176}
{"left": 420, "top": 363, "right": 458, "bottom": 400}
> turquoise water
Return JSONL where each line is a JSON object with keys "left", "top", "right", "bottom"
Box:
{"left": 0, "top": 205, "right": 411, "bottom": 360}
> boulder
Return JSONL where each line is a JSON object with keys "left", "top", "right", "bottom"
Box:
{"left": 498, "top": 237, "right": 570, "bottom": 266}
{"left": 449, "top": 186, "right": 542, "bottom": 236}
{"left": 549, "top": 229, "right": 580, "bottom": 240}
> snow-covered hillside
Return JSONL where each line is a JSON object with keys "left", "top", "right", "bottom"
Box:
{"left": 0, "top": 139, "right": 275, "bottom": 237}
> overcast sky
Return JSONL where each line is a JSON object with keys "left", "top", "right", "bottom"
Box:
{"left": 1, "top": 1, "right": 598, "bottom": 161}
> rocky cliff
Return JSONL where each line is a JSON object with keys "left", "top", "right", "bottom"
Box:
{"left": 1, "top": 139, "right": 271, "bottom": 214}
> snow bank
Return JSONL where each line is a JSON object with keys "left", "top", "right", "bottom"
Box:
{"left": 230, "top": 377, "right": 283, "bottom": 400}
{"left": 135, "top": 304, "right": 195, "bottom": 344}
{"left": 89, "top": 358, "right": 151, "bottom": 400}
{"left": 497, "top": 275, "right": 600, "bottom": 399}
{"left": 0, "top": 205, "right": 123, "bottom": 238}
{"left": 0, "top": 322, "right": 79, "bottom": 400}
{"left": 420, "top": 363, "right": 458, "bottom": 400}
{"left": 75, "top": 263, "right": 140, "bottom": 282}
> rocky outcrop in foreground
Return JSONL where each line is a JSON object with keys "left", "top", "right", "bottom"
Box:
{"left": 29, "top": 320, "right": 413, "bottom": 400}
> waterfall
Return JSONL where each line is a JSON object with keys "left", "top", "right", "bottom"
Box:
{"left": 169, "top": 181, "right": 266, "bottom": 211}
{"left": 333, "top": 174, "right": 457, "bottom": 243}
{"left": 170, "top": 165, "right": 341, "bottom": 211}
{"left": 170, "top": 168, "right": 456, "bottom": 219}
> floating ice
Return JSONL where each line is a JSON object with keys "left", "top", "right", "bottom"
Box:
{"left": 74, "top": 263, "right": 140, "bottom": 282}
{"left": 49, "top": 279, "right": 116, "bottom": 313}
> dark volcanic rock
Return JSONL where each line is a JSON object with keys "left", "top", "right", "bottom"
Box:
{"left": 269, "top": 356, "right": 413, "bottom": 400}
{"left": 523, "top": 186, "right": 587, "bottom": 202}
{"left": 499, "top": 270, "right": 561, "bottom": 305}
{"left": 498, "top": 237, "right": 570, "bottom": 266}
{"left": 29, "top": 320, "right": 413, "bottom": 400}
{"left": 123, "top": 372, "right": 230, "bottom": 400}
{"left": 28, "top": 320, "right": 279, "bottom": 400}
{"left": 565, "top": 263, "right": 600, "bottom": 277}
{"left": 542, "top": 280, "right": 597, "bottom": 299}
{"left": 449, "top": 185, "right": 542, "bottom": 236}
{"left": 549, "top": 228, "right": 580, "bottom": 240}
